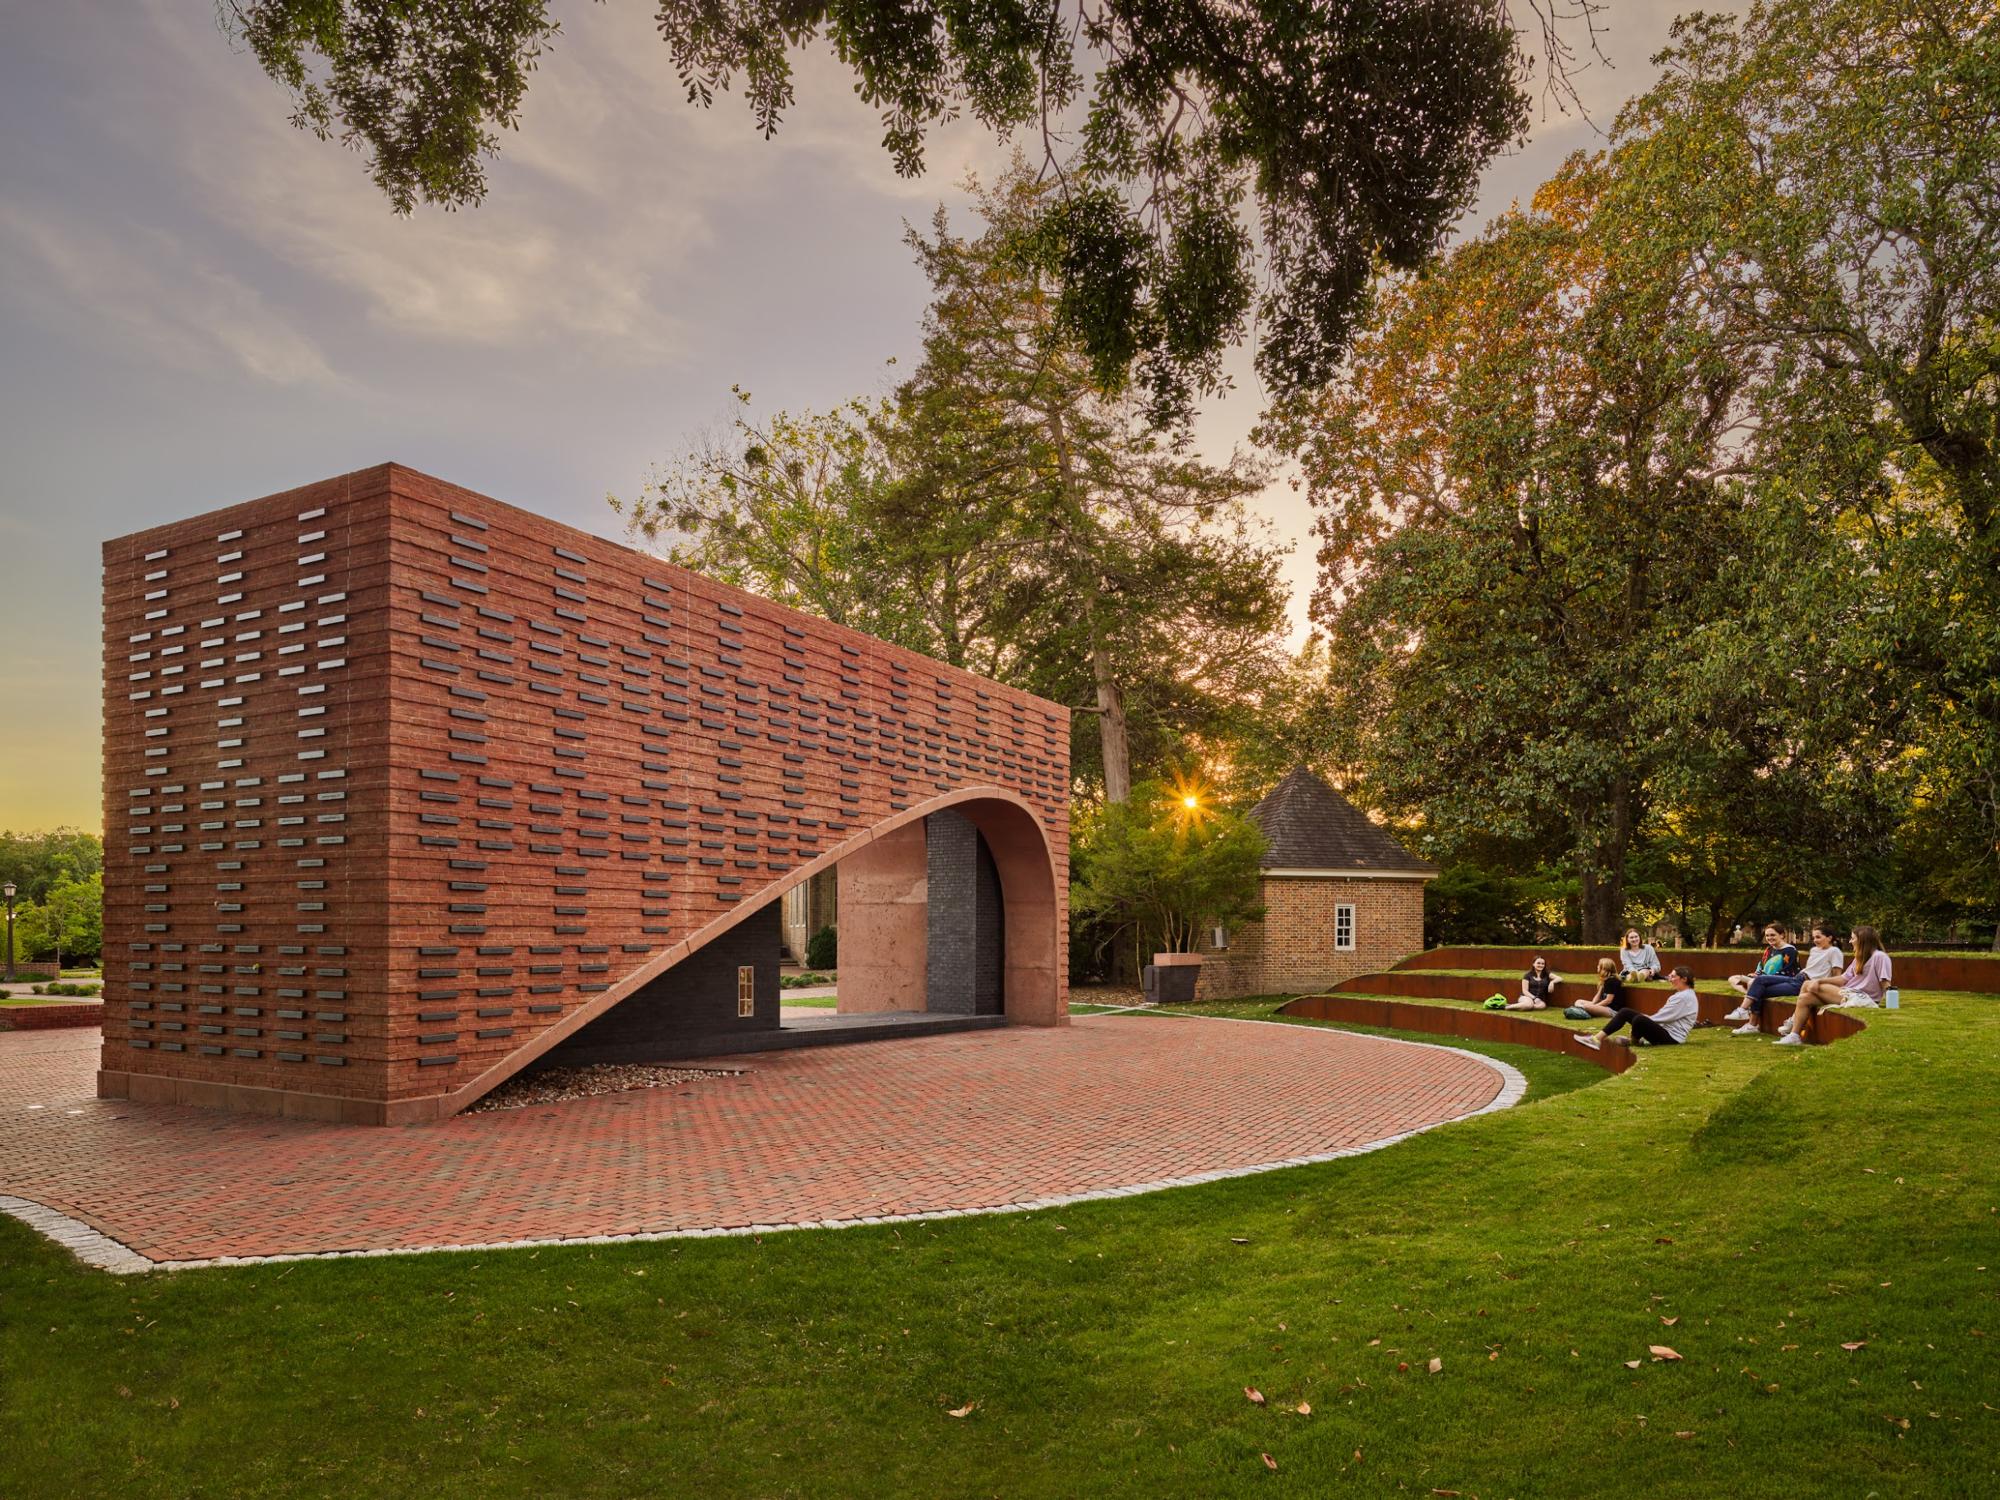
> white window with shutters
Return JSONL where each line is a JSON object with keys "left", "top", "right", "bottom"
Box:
{"left": 1334, "top": 902, "right": 1356, "bottom": 951}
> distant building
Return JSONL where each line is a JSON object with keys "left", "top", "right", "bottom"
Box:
{"left": 1198, "top": 766, "right": 1435, "bottom": 999}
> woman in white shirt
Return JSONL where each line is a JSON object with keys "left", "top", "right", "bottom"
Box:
{"left": 1576, "top": 965, "right": 1701, "bottom": 1051}
{"left": 1735, "top": 923, "right": 1841, "bottom": 1036}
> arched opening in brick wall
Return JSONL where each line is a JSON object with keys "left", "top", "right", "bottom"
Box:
{"left": 436, "top": 788, "right": 1064, "bottom": 1116}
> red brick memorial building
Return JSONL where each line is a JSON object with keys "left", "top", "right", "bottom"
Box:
{"left": 98, "top": 465, "right": 1070, "bottom": 1123}
{"left": 1196, "top": 767, "right": 1434, "bottom": 999}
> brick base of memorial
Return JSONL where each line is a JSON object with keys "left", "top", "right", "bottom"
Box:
{"left": 0, "top": 1015, "right": 1518, "bottom": 1268}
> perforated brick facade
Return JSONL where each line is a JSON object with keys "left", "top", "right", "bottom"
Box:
{"left": 98, "top": 465, "right": 1069, "bottom": 1123}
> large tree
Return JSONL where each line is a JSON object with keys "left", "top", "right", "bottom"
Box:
{"left": 221, "top": 0, "right": 1541, "bottom": 419}
{"left": 1267, "top": 156, "right": 1755, "bottom": 940}
{"left": 1615, "top": 0, "right": 2000, "bottom": 936}
{"left": 621, "top": 166, "right": 1290, "bottom": 801}
{"left": 889, "top": 167, "right": 1288, "bottom": 800}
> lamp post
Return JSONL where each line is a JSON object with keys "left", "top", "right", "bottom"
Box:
{"left": 3, "top": 881, "right": 15, "bottom": 985}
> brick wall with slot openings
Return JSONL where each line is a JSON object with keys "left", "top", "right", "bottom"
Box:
{"left": 99, "top": 464, "right": 1069, "bottom": 1122}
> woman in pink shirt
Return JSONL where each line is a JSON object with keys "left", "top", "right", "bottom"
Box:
{"left": 1782, "top": 924, "right": 1892, "bottom": 1046}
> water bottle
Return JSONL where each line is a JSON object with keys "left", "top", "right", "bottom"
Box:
{"left": 1885, "top": 987, "right": 1900, "bottom": 1010}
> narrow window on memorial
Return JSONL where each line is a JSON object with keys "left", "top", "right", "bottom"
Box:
{"left": 737, "top": 966, "right": 756, "bottom": 1018}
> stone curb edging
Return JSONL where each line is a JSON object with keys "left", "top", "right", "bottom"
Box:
{"left": 0, "top": 1194, "right": 154, "bottom": 1274}
{"left": 3, "top": 1013, "right": 1525, "bottom": 1275}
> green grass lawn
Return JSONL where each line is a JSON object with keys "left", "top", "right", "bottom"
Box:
{"left": 2, "top": 1000, "right": 1995, "bottom": 1496}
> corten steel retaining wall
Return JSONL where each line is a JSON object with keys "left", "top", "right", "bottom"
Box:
{"left": 99, "top": 465, "right": 1070, "bottom": 1123}
{"left": 1338, "top": 969, "right": 1872, "bottom": 1032}
{"left": 1279, "top": 991, "right": 1864, "bottom": 1072}
{"left": 1395, "top": 946, "right": 2000, "bottom": 994}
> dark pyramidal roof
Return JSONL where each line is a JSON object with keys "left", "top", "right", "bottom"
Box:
{"left": 1246, "top": 766, "right": 1437, "bottom": 875}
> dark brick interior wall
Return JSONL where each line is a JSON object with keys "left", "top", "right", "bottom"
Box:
{"left": 536, "top": 905, "right": 782, "bottom": 1067}
{"left": 926, "top": 811, "right": 1005, "bottom": 1016}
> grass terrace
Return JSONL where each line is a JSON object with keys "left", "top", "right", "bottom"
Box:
{"left": 1, "top": 995, "right": 1996, "bottom": 1496}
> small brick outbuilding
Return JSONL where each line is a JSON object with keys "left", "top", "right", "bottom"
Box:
{"left": 1197, "top": 767, "right": 1435, "bottom": 999}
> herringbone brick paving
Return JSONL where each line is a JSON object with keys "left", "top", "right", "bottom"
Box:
{"left": 1, "top": 1016, "right": 1503, "bottom": 1263}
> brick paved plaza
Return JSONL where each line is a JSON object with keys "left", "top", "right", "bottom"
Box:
{"left": 1, "top": 1015, "right": 1513, "bottom": 1266}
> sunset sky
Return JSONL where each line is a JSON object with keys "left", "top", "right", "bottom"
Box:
{"left": 0, "top": 0, "right": 1717, "bottom": 831}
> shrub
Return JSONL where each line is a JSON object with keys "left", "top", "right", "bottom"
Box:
{"left": 805, "top": 925, "right": 838, "bottom": 970}
{"left": 1071, "top": 780, "right": 1266, "bottom": 958}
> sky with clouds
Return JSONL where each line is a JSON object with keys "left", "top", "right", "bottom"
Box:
{"left": 0, "top": 0, "right": 1721, "bottom": 830}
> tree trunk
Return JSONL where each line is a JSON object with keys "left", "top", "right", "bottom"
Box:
{"left": 1093, "top": 640, "right": 1132, "bottom": 804}
{"left": 1575, "top": 776, "right": 1635, "bottom": 944}
{"left": 1577, "top": 868, "right": 1620, "bottom": 946}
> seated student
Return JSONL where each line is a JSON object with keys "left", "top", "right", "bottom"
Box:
{"left": 1618, "top": 929, "right": 1662, "bottom": 981}
{"left": 1576, "top": 965, "right": 1700, "bottom": 1050}
{"left": 1513, "top": 955, "right": 1561, "bottom": 1010}
{"left": 1726, "top": 923, "right": 1797, "bottom": 1002}
{"left": 1780, "top": 925, "right": 1892, "bottom": 1046}
{"left": 1725, "top": 922, "right": 1803, "bottom": 1022}
{"left": 1734, "top": 922, "right": 1842, "bottom": 1035}
{"left": 1560, "top": 957, "right": 1626, "bottom": 1018}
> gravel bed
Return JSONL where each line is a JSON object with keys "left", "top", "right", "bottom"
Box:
{"left": 469, "top": 1061, "right": 743, "bottom": 1113}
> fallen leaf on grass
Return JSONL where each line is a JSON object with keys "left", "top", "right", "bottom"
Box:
{"left": 946, "top": 1401, "right": 978, "bottom": 1418}
{"left": 1231, "top": 1237, "right": 1251, "bottom": 1245}
{"left": 1428, "top": 1358, "right": 1443, "bottom": 1375}
{"left": 1841, "top": 1341, "right": 1867, "bottom": 1352}
{"left": 1660, "top": 1317, "right": 1679, "bottom": 1327}
{"left": 1675, "top": 1430, "right": 1696, "bottom": 1439}
{"left": 1261, "top": 1452, "right": 1278, "bottom": 1471}
{"left": 1650, "top": 1346, "right": 1682, "bottom": 1362}
{"left": 1625, "top": 1360, "right": 1643, "bottom": 1369}
{"left": 1245, "top": 1387, "right": 1266, "bottom": 1406}
{"left": 1294, "top": 1402, "right": 1312, "bottom": 1416}
{"left": 1655, "top": 1236, "right": 1675, "bottom": 1245}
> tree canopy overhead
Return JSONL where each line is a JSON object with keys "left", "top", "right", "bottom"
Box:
{"left": 223, "top": 0, "right": 1540, "bottom": 421}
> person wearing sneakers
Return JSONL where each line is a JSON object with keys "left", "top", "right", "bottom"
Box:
{"left": 1734, "top": 923, "right": 1842, "bottom": 1035}
{"left": 1618, "top": 929, "right": 1662, "bottom": 981}
{"left": 1778, "top": 925, "right": 1892, "bottom": 1046}
{"left": 1514, "top": 955, "right": 1561, "bottom": 1010}
{"left": 1725, "top": 923, "right": 1798, "bottom": 1011}
{"left": 1576, "top": 965, "right": 1700, "bottom": 1051}
{"left": 1723, "top": 921, "right": 1808, "bottom": 1027}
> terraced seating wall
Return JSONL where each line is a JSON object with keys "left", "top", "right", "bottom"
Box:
{"left": 1395, "top": 946, "right": 2000, "bottom": 993}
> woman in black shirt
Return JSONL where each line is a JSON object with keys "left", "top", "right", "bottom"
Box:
{"left": 1509, "top": 955, "right": 1562, "bottom": 1010}
{"left": 1569, "top": 958, "right": 1626, "bottom": 1019}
